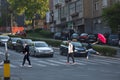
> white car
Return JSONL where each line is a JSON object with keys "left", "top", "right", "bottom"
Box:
{"left": 30, "top": 41, "right": 54, "bottom": 57}
{"left": 0, "top": 36, "right": 10, "bottom": 46}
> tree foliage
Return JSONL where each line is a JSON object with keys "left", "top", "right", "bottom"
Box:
{"left": 7, "top": 0, "right": 49, "bottom": 19}
{"left": 102, "top": 2, "right": 120, "bottom": 33}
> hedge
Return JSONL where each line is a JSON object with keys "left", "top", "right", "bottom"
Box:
{"left": 8, "top": 35, "right": 117, "bottom": 57}
{"left": 93, "top": 45, "right": 117, "bottom": 57}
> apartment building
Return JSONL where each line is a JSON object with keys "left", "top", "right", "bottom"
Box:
{"left": 92, "top": 0, "right": 120, "bottom": 34}
{"left": 49, "top": 0, "right": 119, "bottom": 34}
{"left": 50, "top": 0, "right": 95, "bottom": 33}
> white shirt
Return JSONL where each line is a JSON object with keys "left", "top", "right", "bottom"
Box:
{"left": 68, "top": 43, "right": 73, "bottom": 54}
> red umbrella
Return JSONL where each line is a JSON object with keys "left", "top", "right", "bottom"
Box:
{"left": 98, "top": 33, "right": 106, "bottom": 44}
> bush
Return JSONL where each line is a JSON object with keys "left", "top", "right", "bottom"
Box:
{"left": 93, "top": 45, "right": 117, "bottom": 57}
{"left": 29, "top": 37, "right": 62, "bottom": 47}
{"left": 39, "top": 30, "right": 53, "bottom": 38}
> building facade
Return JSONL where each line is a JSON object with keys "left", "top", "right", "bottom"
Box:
{"left": 49, "top": 0, "right": 120, "bottom": 34}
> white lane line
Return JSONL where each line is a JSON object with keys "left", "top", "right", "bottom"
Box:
{"left": 47, "top": 60, "right": 66, "bottom": 65}
{"left": 60, "top": 60, "right": 86, "bottom": 65}
{"left": 75, "top": 59, "right": 98, "bottom": 65}
{"left": 38, "top": 60, "right": 59, "bottom": 66}
{"left": 10, "top": 64, "right": 17, "bottom": 68}
{"left": 32, "top": 63, "right": 46, "bottom": 67}
{"left": 95, "top": 59, "right": 120, "bottom": 64}
{"left": 88, "top": 59, "right": 110, "bottom": 65}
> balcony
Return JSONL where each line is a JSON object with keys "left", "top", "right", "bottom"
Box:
{"left": 60, "top": 17, "right": 66, "bottom": 22}
{"left": 55, "top": 3, "right": 62, "bottom": 8}
{"left": 71, "top": 12, "right": 79, "bottom": 17}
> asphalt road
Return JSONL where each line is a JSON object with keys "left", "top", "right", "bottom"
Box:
{"left": 0, "top": 47, "right": 120, "bottom": 80}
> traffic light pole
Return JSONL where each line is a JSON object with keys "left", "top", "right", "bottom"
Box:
{"left": 4, "top": 43, "right": 10, "bottom": 80}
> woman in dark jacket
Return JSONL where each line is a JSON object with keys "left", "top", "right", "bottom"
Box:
{"left": 21, "top": 42, "right": 32, "bottom": 67}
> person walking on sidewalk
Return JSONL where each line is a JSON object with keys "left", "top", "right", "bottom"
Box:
{"left": 67, "top": 40, "right": 75, "bottom": 64}
{"left": 21, "top": 42, "right": 32, "bottom": 67}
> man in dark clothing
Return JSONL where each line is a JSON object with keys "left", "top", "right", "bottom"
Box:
{"left": 86, "top": 42, "right": 99, "bottom": 59}
{"left": 21, "top": 42, "right": 32, "bottom": 67}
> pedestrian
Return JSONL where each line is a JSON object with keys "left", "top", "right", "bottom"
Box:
{"left": 86, "top": 42, "right": 99, "bottom": 59}
{"left": 67, "top": 40, "right": 75, "bottom": 64}
{"left": 21, "top": 42, "right": 32, "bottom": 67}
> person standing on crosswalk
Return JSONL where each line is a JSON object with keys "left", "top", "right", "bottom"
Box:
{"left": 21, "top": 42, "right": 32, "bottom": 67}
{"left": 67, "top": 40, "right": 75, "bottom": 64}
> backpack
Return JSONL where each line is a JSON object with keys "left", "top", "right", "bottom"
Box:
{"left": 73, "top": 45, "right": 75, "bottom": 52}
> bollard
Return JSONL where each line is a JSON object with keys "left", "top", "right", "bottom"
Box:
{"left": 4, "top": 60, "right": 10, "bottom": 80}
{"left": 4, "top": 43, "right": 10, "bottom": 80}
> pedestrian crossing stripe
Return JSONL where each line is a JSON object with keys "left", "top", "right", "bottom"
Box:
{"left": 47, "top": 60, "right": 66, "bottom": 65}
{"left": 0, "top": 58, "right": 120, "bottom": 68}
{"left": 32, "top": 63, "right": 46, "bottom": 67}
{"left": 10, "top": 64, "right": 17, "bottom": 68}
{"left": 37, "top": 61, "right": 59, "bottom": 66}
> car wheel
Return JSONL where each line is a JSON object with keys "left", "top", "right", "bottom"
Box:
{"left": 50, "top": 54, "right": 53, "bottom": 57}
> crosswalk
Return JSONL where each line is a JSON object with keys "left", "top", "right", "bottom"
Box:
{"left": 0, "top": 57, "right": 120, "bottom": 69}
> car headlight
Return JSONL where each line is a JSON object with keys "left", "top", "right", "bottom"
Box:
{"left": 50, "top": 49, "right": 54, "bottom": 52}
{"left": 74, "top": 50, "right": 78, "bottom": 52}
{"left": 35, "top": 49, "right": 41, "bottom": 52}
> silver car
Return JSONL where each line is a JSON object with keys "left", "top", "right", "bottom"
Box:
{"left": 0, "top": 36, "right": 10, "bottom": 46}
{"left": 30, "top": 41, "right": 54, "bottom": 57}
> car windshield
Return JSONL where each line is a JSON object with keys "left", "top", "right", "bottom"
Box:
{"left": 25, "top": 39, "right": 32, "bottom": 43}
{"left": 72, "top": 33, "right": 78, "bottom": 36}
{"left": 0, "top": 36, "right": 9, "bottom": 39}
{"left": 71, "top": 42, "right": 82, "bottom": 47}
{"left": 109, "top": 35, "right": 118, "bottom": 39}
{"left": 35, "top": 42, "right": 48, "bottom": 47}
{"left": 80, "top": 33, "right": 88, "bottom": 36}
{"left": 11, "top": 38, "right": 21, "bottom": 42}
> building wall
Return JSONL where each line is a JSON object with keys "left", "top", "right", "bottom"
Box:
{"left": 50, "top": 0, "right": 119, "bottom": 34}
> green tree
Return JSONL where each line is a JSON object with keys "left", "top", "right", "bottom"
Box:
{"left": 102, "top": 2, "right": 120, "bottom": 33}
{"left": 7, "top": 0, "right": 49, "bottom": 19}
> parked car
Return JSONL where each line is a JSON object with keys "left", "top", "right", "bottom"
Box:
{"left": 29, "top": 41, "right": 54, "bottom": 57}
{"left": 107, "top": 34, "right": 119, "bottom": 46}
{"left": 71, "top": 33, "right": 79, "bottom": 41}
{"left": 79, "top": 33, "right": 88, "bottom": 42}
{"left": 0, "top": 36, "right": 10, "bottom": 46}
{"left": 59, "top": 41, "right": 87, "bottom": 57}
{"left": 15, "top": 39, "right": 33, "bottom": 52}
{"left": 62, "top": 29, "right": 74, "bottom": 39}
{"left": 86, "top": 34, "right": 97, "bottom": 43}
{"left": 53, "top": 32, "right": 61, "bottom": 40}
{"left": 7, "top": 37, "right": 22, "bottom": 49}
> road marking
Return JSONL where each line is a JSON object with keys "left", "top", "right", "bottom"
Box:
{"left": 60, "top": 60, "right": 86, "bottom": 65}
{"left": 10, "top": 64, "right": 17, "bottom": 68}
{"left": 47, "top": 60, "right": 66, "bottom": 65}
{"left": 32, "top": 63, "right": 46, "bottom": 67}
{"left": 38, "top": 60, "right": 59, "bottom": 66}
{"left": 88, "top": 59, "right": 110, "bottom": 65}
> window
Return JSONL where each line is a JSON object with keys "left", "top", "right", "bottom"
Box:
{"left": 102, "top": 0, "right": 108, "bottom": 7}
{"left": 76, "top": 0, "right": 82, "bottom": 12}
{"left": 95, "top": 1, "right": 99, "bottom": 10}
{"left": 69, "top": 3, "right": 75, "bottom": 15}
